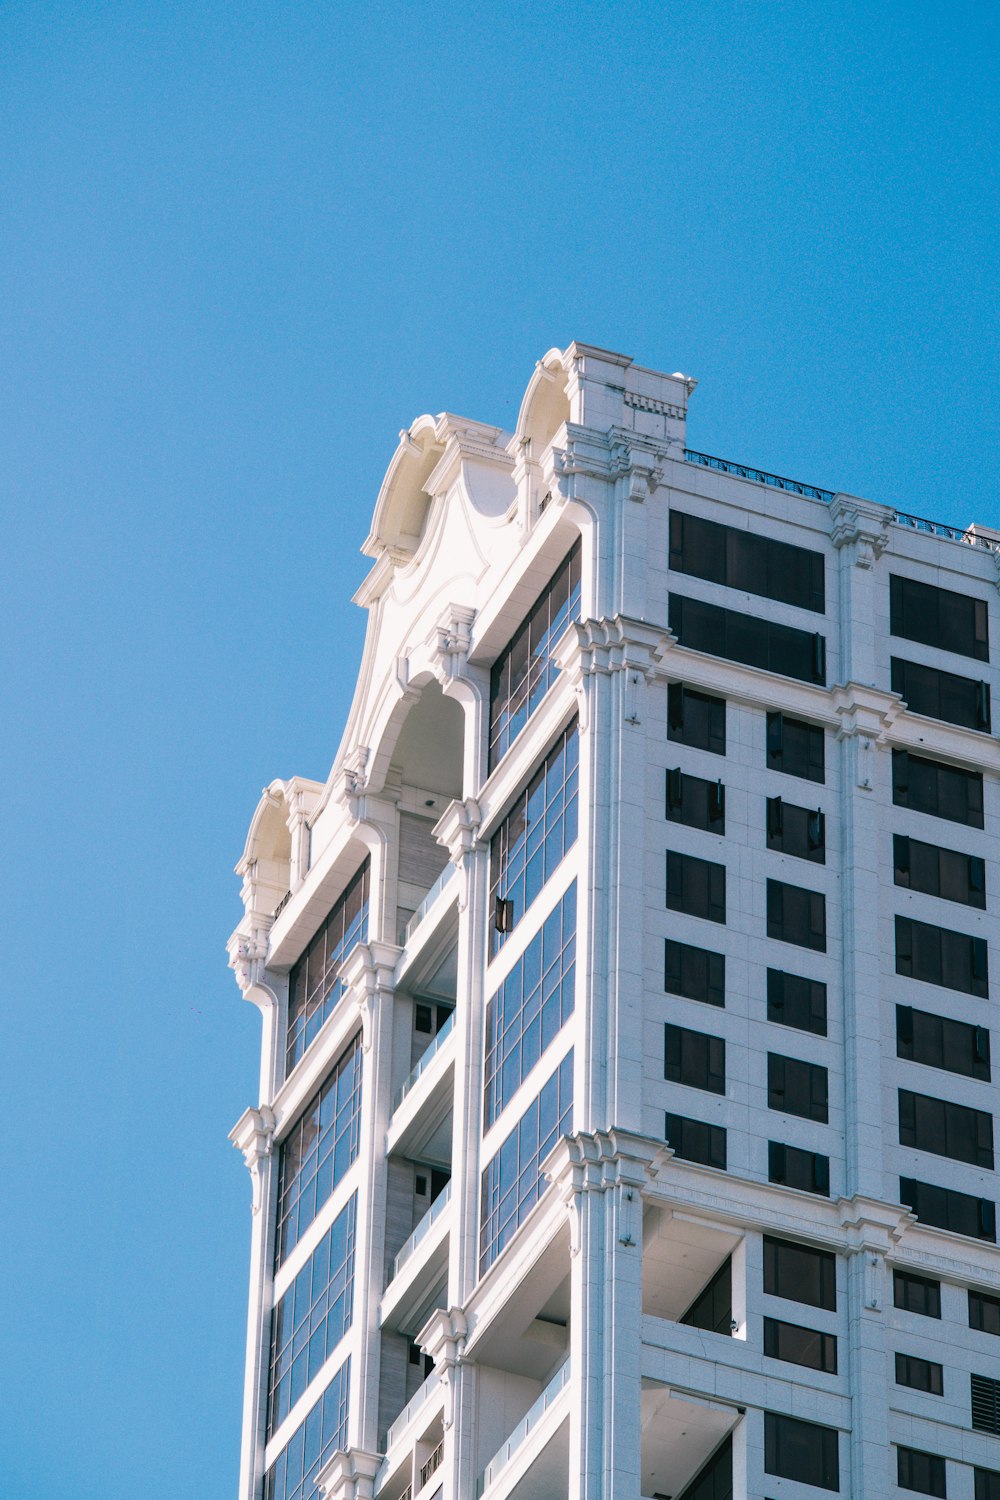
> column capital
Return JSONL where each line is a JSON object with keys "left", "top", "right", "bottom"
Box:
{"left": 543, "top": 1129, "right": 667, "bottom": 1253}
{"left": 227, "top": 919, "right": 278, "bottom": 1014}
{"left": 316, "top": 1448, "right": 381, "bottom": 1500}
{"left": 341, "top": 940, "right": 402, "bottom": 1051}
{"left": 830, "top": 682, "right": 905, "bottom": 744}
{"left": 229, "top": 1104, "right": 276, "bottom": 1214}
{"left": 434, "top": 799, "right": 488, "bottom": 911}
{"left": 554, "top": 616, "right": 673, "bottom": 729}
{"left": 838, "top": 1194, "right": 914, "bottom": 1252}
{"left": 829, "top": 492, "right": 894, "bottom": 568}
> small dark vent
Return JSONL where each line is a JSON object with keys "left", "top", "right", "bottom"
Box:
{"left": 972, "top": 1373, "right": 1000, "bottom": 1433}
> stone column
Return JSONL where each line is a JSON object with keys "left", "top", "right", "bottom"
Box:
{"left": 420, "top": 1306, "right": 471, "bottom": 1500}
{"left": 231, "top": 1104, "right": 278, "bottom": 1500}
{"left": 840, "top": 1201, "right": 908, "bottom": 1498}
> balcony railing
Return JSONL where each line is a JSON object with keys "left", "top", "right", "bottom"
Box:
{"left": 385, "top": 1372, "right": 439, "bottom": 1452}
{"left": 419, "top": 1439, "right": 445, "bottom": 1489}
{"left": 403, "top": 865, "right": 457, "bottom": 947}
{"left": 391, "top": 1183, "right": 452, "bottom": 1282}
{"left": 894, "top": 510, "right": 1000, "bottom": 552}
{"left": 476, "top": 1358, "right": 570, "bottom": 1496}
{"left": 393, "top": 1013, "right": 455, "bottom": 1112}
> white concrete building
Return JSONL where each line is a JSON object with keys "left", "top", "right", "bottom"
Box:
{"left": 228, "top": 343, "right": 1000, "bottom": 1500}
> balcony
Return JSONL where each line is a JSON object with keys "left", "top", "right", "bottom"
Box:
{"left": 392, "top": 1182, "right": 452, "bottom": 1281}
{"left": 376, "top": 1375, "right": 445, "bottom": 1499}
{"left": 477, "top": 1358, "right": 570, "bottom": 1498}
{"left": 382, "top": 1184, "right": 452, "bottom": 1333}
{"left": 394, "top": 1012, "right": 454, "bottom": 1113}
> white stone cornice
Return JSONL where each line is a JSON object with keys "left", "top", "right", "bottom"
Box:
{"left": 837, "top": 1196, "right": 915, "bottom": 1313}
{"left": 230, "top": 1104, "right": 276, "bottom": 1215}
{"left": 543, "top": 1129, "right": 668, "bottom": 1255}
{"left": 830, "top": 681, "right": 905, "bottom": 743}
{"left": 550, "top": 424, "right": 676, "bottom": 498}
{"left": 426, "top": 601, "right": 478, "bottom": 691}
{"left": 417, "top": 1305, "right": 468, "bottom": 1429}
{"left": 433, "top": 797, "right": 485, "bottom": 913}
{"left": 316, "top": 1448, "right": 381, "bottom": 1500}
{"left": 830, "top": 491, "right": 893, "bottom": 568}
{"left": 227, "top": 919, "right": 277, "bottom": 1013}
{"left": 553, "top": 616, "right": 673, "bottom": 729}
{"left": 341, "top": 940, "right": 402, "bottom": 1051}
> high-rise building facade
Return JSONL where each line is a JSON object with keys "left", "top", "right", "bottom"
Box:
{"left": 228, "top": 343, "right": 1000, "bottom": 1500}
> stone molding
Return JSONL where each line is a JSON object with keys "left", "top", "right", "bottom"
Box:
{"left": 554, "top": 616, "right": 673, "bottom": 729}
{"left": 227, "top": 919, "right": 277, "bottom": 1013}
{"left": 830, "top": 492, "right": 893, "bottom": 568}
{"left": 830, "top": 681, "right": 905, "bottom": 743}
{"left": 230, "top": 1104, "right": 276, "bottom": 1215}
{"left": 418, "top": 1305, "right": 469, "bottom": 1429}
{"left": 316, "top": 1448, "right": 381, "bottom": 1500}
{"left": 433, "top": 796, "right": 486, "bottom": 911}
{"left": 341, "top": 940, "right": 402, "bottom": 1051}
{"left": 543, "top": 1129, "right": 667, "bottom": 1255}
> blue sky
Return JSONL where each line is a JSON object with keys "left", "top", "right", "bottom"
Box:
{"left": 2, "top": 3, "right": 997, "bottom": 1496}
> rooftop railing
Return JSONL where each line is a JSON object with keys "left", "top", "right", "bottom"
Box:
{"left": 390, "top": 1182, "right": 453, "bottom": 1282}
{"left": 403, "top": 865, "right": 458, "bottom": 947}
{"left": 893, "top": 510, "right": 1000, "bottom": 552}
{"left": 475, "top": 1357, "right": 570, "bottom": 1497}
{"left": 393, "top": 1012, "right": 455, "bottom": 1112}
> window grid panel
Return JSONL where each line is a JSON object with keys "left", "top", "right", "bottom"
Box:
{"left": 896, "top": 1351, "right": 944, "bottom": 1395}
{"left": 767, "top": 969, "right": 828, "bottom": 1036}
{"left": 766, "top": 877, "right": 827, "bottom": 952}
{"left": 766, "top": 711, "right": 825, "bottom": 783}
{"left": 262, "top": 1359, "right": 350, "bottom": 1500}
{"left": 488, "top": 722, "right": 579, "bottom": 955}
{"left": 479, "top": 1051, "right": 573, "bottom": 1274}
{"left": 286, "top": 862, "right": 370, "bottom": 1077}
{"left": 763, "top": 1236, "right": 837, "bottom": 1311}
{"left": 900, "top": 1177, "right": 996, "bottom": 1242}
{"left": 669, "top": 592, "right": 826, "bottom": 686}
{"left": 763, "top": 1411, "right": 840, "bottom": 1491}
{"left": 763, "top": 1315, "right": 838, "bottom": 1374}
{"left": 896, "top": 1004, "right": 991, "bottom": 1081}
{"left": 895, "top": 914, "right": 989, "bottom": 999}
{"left": 893, "top": 1270, "right": 941, "bottom": 1319}
{"left": 890, "top": 573, "right": 990, "bottom": 662}
{"left": 892, "top": 656, "right": 991, "bottom": 733}
{"left": 897, "top": 1444, "right": 947, "bottom": 1498}
{"left": 665, "top": 938, "right": 726, "bottom": 1007}
{"left": 665, "top": 1111, "right": 727, "bottom": 1170}
{"left": 898, "top": 1088, "right": 994, "bottom": 1169}
{"left": 488, "top": 540, "right": 581, "bottom": 770}
{"left": 893, "top": 833, "right": 987, "bottom": 909}
{"left": 892, "top": 749, "right": 984, "bottom": 827}
{"left": 669, "top": 507, "right": 825, "bottom": 613}
{"left": 275, "top": 1036, "right": 363, "bottom": 1268}
{"left": 667, "top": 681, "right": 727, "bottom": 756}
{"left": 483, "top": 884, "right": 576, "bottom": 1127}
{"left": 267, "top": 1194, "right": 357, "bottom": 1439}
{"left": 969, "top": 1288, "right": 1000, "bottom": 1336}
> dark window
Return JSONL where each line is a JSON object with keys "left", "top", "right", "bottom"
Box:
{"left": 900, "top": 1177, "right": 996, "bottom": 1242}
{"left": 484, "top": 885, "right": 576, "bottom": 1127}
{"left": 666, "top": 1023, "right": 726, "bottom": 1094}
{"left": 976, "top": 1468, "right": 1000, "bottom": 1500}
{"left": 667, "top": 850, "right": 726, "bottom": 924}
{"left": 479, "top": 1052, "right": 573, "bottom": 1274}
{"left": 768, "top": 1053, "right": 829, "bottom": 1122}
{"left": 970, "top": 1288, "right": 1000, "bottom": 1336}
{"left": 286, "top": 861, "right": 369, "bottom": 1076}
{"left": 669, "top": 509, "right": 825, "bottom": 613}
{"left": 767, "top": 711, "right": 825, "bottom": 783}
{"left": 895, "top": 915, "right": 989, "bottom": 999}
{"left": 896, "top": 1006, "right": 991, "bottom": 1081}
{"left": 262, "top": 1359, "right": 351, "bottom": 1500}
{"left": 892, "top": 750, "right": 984, "bottom": 828}
{"left": 767, "top": 879, "right": 827, "bottom": 952}
{"left": 267, "top": 1195, "right": 357, "bottom": 1437}
{"left": 275, "top": 1035, "right": 363, "bottom": 1267}
{"left": 666, "top": 767, "right": 726, "bottom": 833}
{"left": 666, "top": 1111, "right": 726, "bottom": 1170}
{"left": 763, "top": 1235, "right": 837, "bottom": 1310}
{"left": 680, "top": 1257, "right": 732, "bottom": 1336}
{"left": 769, "top": 1141, "right": 830, "bottom": 1196}
{"left": 972, "top": 1373, "right": 1000, "bottom": 1434}
{"left": 898, "top": 1088, "right": 994, "bottom": 1168}
{"left": 894, "top": 834, "right": 987, "bottom": 909}
{"left": 668, "top": 682, "right": 726, "bottom": 756}
{"left": 897, "top": 1446, "right": 947, "bottom": 1497}
{"left": 488, "top": 540, "right": 581, "bottom": 769}
{"left": 895, "top": 1351, "right": 944, "bottom": 1395}
{"left": 489, "top": 721, "right": 579, "bottom": 953}
{"left": 766, "top": 796, "right": 825, "bottom": 863}
{"left": 891, "top": 574, "right": 990, "bottom": 662}
{"left": 764, "top": 1316, "right": 837, "bottom": 1373}
{"left": 764, "top": 1412, "right": 839, "bottom": 1491}
{"left": 666, "top": 939, "right": 725, "bottom": 1008}
{"left": 892, "top": 657, "right": 992, "bottom": 733}
{"left": 767, "top": 969, "right": 827, "bottom": 1036}
{"left": 673, "top": 1434, "right": 732, "bottom": 1500}
{"left": 670, "top": 593, "right": 827, "bottom": 686}
{"left": 893, "top": 1270, "right": 941, "bottom": 1319}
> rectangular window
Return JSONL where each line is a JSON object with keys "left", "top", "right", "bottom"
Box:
{"left": 665, "top": 939, "right": 725, "bottom": 1008}
{"left": 479, "top": 1052, "right": 573, "bottom": 1274}
{"left": 895, "top": 1351, "right": 944, "bottom": 1395}
{"left": 665, "top": 1023, "right": 726, "bottom": 1094}
{"left": 766, "top": 796, "right": 825, "bottom": 863}
{"left": 680, "top": 1257, "right": 732, "bottom": 1336}
{"left": 764, "top": 1316, "right": 837, "bottom": 1373}
{"left": 275, "top": 1035, "right": 363, "bottom": 1267}
{"left": 767, "top": 878, "right": 827, "bottom": 952}
{"left": 674, "top": 1435, "right": 732, "bottom": 1500}
{"left": 972, "top": 1373, "right": 1000, "bottom": 1434}
{"left": 976, "top": 1469, "right": 1000, "bottom": 1500}
{"left": 489, "top": 722, "right": 578, "bottom": 954}
{"left": 670, "top": 593, "right": 827, "bottom": 686}
{"left": 895, "top": 915, "right": 989, "bottom": 999}
{"left": 898, "top": 1088, "right": 994, "bottom": 1168}
{"left": 767, "top": 969, "right": 828, "bottom": 1036}
{"left": 763, "top": 1235, "right": 837, "bottom": 1310}
{"left": 267, "top": 1195, "right": 357, "bottom": 1438}
{"left": 764, "top": 1411, "right": 840, "bottom": 1491}
{"left": 768, "top": 1053, "right": 829, "bottom": 1122}
{"left": 667, "top": 850, "right": 726, "bottom": 924}
{"left": 891, "top": 574, "right": 990, "bottom": 662}
{"left": 766, "top": 711, "right": 825, "bottom": 783}
{"left": 286, "top": 862, "right": 369, "bottom": 1076}
{"left": 900, "top": 1177, "right": 996, "bottom": 1242}
{"left": 892, "top": 749, "right": 984, "bottom": 828}
{"left": 970, "top": 1289, "right": 1000, "bottom": 1337}
{"left": 665, "top": 1111, "right": 727, "bottom": 1170}
{"left": 666, "top": 767, "right": 726, "bottom": 833}
{"left": 483, "top": 885, "right": 576, "bottom": 1127}
{"left": 896, "top": 1005, "right": 991, "bottom": 1082}
{"left": 769, "top": 1141, "right": 830, "bottom": 1196}
{"left": 488, "top": 540, "right": 581, "bottom": 769}
{"left": 892, "top": 657, "right": 992, "bottom": 733}
{"left": 262, "top": 1359, "right": 350, "bottom": 1500}
{"left": 894, "top": 834, "right": 987, "bottom": 909}
{"left": 894, "top": 1270, "right": 941, "bottom": 1319}
{"left": 667, "top": 681, "right": 727, "bottom": 756}
{"left": 897, "top": 1446, "right": 947, "bottom": 1497}
{"left": 669, "top": 508, "right": 825, "bottom": 612}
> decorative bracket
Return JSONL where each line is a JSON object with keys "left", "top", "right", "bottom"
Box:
{"left": 830, "top": 493, "right": 893, "bottom": 569}
{"left": 542, "top": 1129, "right": 665, "bottom": 1256}
{"left": 316, "top": 1448, "right": 382, "bottom": 1500}
{"left": 434, "top": 797, "right": 486, "bottom": 911}
{"left": 341, "top": 941, "right": 402, "bottom": 1052}
{"left": 229, "top": 1104, "right": 276, "bottom": 1215}
{"left": 418, "top": 1306, "right": 468, "bottom": 1430}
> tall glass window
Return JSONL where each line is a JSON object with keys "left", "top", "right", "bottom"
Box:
{"left": 489, "top": 722, "right": 578, "bottom": 956}
{"left": 488, "top": 540, "right": 581, "bottom": 769}
{"left": 275, "top": 1036, "right": 363, "bottom": 1267}
{"left": 267, "top": 1194, "right": 357, "bottom": 1437}
{"left": 286, "top": 862, "right": 369, "bottom": 1076}
{"left": 480, "top": 1051, "right": 573, "bottom": 1274}
{"left": 484, "top": 884, "right": 576, "bottom": 1127}
{"left": 262, "top": 1359, "right": 350, "bottom": 1500}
